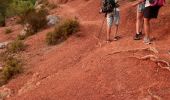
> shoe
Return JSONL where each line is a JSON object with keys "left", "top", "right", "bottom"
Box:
{"left": 143, "top": 37, "right": 151, "bottom": 45}
{"left": 134, "top": 32, "right": 143, "bottom": 40}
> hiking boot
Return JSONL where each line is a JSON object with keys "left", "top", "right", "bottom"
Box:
{"left": 134, "top": 32, "right": 143, "bottom": 40}
{"left": 143, "top": 37, "right": 151, "bottom": 45}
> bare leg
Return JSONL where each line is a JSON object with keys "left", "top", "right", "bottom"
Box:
{"left": 107, "top": 25, "right": 111, "bottom": 41}
{"left": 136, "top": 12, "right": 144, "bottom": 34}
{"left": 114, "top": 25, "right": 118, "bottom": 37}
{"left": 144, "top": 18, "right": 150, "bottom": 38}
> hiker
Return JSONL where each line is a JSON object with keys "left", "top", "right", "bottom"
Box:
{"left": 134, "top": 2, "right": 145, "bottom": 40}
{"left": 100, "top": 0, "right": 120, "bottom": 43}
{"left": 132, "top": 0, "right": 165, "bottom": 44}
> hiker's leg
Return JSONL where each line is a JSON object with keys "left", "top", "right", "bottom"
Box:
{"left": 113, "top": 9, "right": 120, "bottom": 38}
{"left": 144, "top": 18, "right": 150, "bottom": 38}
{"left": 136, "top": 12, "right": 143, "bottom": 34}
{"left": 107, "top": 26, "right": 111, "bottom": 40}
{"left": 136, "top": 4, "right": 144, "bottom": 34}
{"left": 114, "top": 25, "right": 118, "bottom": 37}
{"left": 106, "top": 13, "right": 113, "bottom": 41}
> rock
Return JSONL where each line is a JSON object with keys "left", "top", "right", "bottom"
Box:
{"left": 20, "top": 23, "right": 32, "bottom": 36}
{"left": 46, "top": 15, "right": 60, "bottom": 26}
{"left": 0, "top": 41, "right": 10, "bottom": 49}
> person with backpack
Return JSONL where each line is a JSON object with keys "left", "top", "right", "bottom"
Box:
{"left": 132, "top": 0, "right": 165, "bottom": 44}
{"left": 100, "top": 0, "right": 120, "bottom": 43}
{"left": 133, "top": 2, "right": 145, "bottom": 40}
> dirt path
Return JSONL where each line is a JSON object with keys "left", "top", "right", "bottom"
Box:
{"left": 1, "top": 0, "right": 170, "bottom": 100}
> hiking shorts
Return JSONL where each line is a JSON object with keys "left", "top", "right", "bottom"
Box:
{"left": 137, "top": 3, "right": 145, "bottom": 13}
{"left": 107, "top": 8, "right": 120, "bottom": 27}
{"left": 144, "top": 6, "right": 161, "bottom": 19}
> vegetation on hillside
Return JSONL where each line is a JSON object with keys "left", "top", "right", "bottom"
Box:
{"left": 0, "top": 0, "right": 36, "bottom": 26}
{"left": 46, "top": 19, "right": 80, "bottom": 45}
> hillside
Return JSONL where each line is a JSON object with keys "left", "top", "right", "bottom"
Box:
{"left": 0, "top": 0, "right": 170, "bottom": 100}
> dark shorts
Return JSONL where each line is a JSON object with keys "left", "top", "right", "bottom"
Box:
{"left": 144, "top": 6, "right": 161, "bottom": 19}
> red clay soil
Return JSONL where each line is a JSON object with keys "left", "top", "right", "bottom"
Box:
{"left": 0, "top": 0, "right": 170, "bottom": 100}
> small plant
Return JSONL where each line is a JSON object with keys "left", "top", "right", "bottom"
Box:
{"left": 20, "top": 8, "right": 48, "bottom": 34}
{"left": 1, "top": 56, "right": 23, "bottom": 84}
{"left": 46, "top": 19, "right": 79, "bottom": 45}
{"left": 17, "top": 34, "right": 27, "bottom": 40}
{"left": 48, "top": 3, "right": 58, "bottom": 10}
{"left": 7, "top": 40, "right": 26, "bottom": 53}
{"left": 5, "top": 28, "right": 12, "bottom": 34}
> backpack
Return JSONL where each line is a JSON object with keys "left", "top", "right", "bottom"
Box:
{"left": 101, "top": 0, "right": 116, "bottom": 13}
{"left": 149, "top": 0, "right": 165, "bottom": 6}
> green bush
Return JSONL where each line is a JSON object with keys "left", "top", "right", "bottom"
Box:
{"left": 0, "top": 14, "right": 5, "bottom": 27}
{"left": 1, "top": 56, "right": 22, "bottom": 84}
{"left": 0, "top": 0, "right": 10, "bottom": 27}
{"left": 6, "top": 0, "right": 36, "bottom": 17}
{"left": 7, "top": 40, "right": 26, "bottom": 53}
{"left": 20, "top": 8, "right": 48, "bottom": 33}
{"left": 5, "top": 28, "right": 12, "bottom": 34}
{"left": 46, "top": 19, "right": 79, "bottom": 45}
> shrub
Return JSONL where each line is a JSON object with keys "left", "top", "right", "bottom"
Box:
{"left": 0, "top": 15, "right": 5, "bottom": 27}
{"left": 6, "top": 0, "right": 36, "bottom": 17}
{"left": 20, "top": 8, "right": 48, "bottom": 33}
{"left": 5, "top": 28, "right": 12, "bottom": 34}
{"left": 46, "top": 19, "right": 79, "bottom": 45}
{"left": 47, "top": 3, "right": 58, "bottom": 10}
{"left": 7, "top": 40, "right": 26, "bottom": 53}
{"left": 17, "top": 34, "right": 27, "bottom": 40}
{"left": 1, "top": 56, "right": 22, "bottom": 84}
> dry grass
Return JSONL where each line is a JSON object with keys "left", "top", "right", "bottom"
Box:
{"left": 7, "top": 39, "right": 26, "bottom": 53}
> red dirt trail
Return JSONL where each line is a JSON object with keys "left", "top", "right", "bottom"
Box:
{"left": 0, "top": 0, "right": 170, "bottom": 100}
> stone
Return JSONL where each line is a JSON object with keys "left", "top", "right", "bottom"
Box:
{"left": 20, "top": 23, "right": 32, "bottom": 36}
{"left": 0, "top": 41, "right": 10, "bottom": 49}
{"left": 46, "top": 15, "right": 60, "bottom": 26}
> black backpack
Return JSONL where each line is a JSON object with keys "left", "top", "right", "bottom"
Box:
{"left": 101, "top": 0, "right": 116, "bottom": 13}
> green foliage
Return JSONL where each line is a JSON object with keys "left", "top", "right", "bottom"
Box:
{"left": 0, "top": 14, "right": 5, "bottom": 27}
{"left": 0, "top": 0, "right": 10, "bottom": 26}
{"left": 20, "top": 8, "right": 48, "bottom": 33}
{"left": 7, "top": 40, "right": 26, "bottom": 53}
{"left": 5, "top": 28, "right": 12, "bottom": 34}
{"left": 6, "top": 0, "right": 36, "bottom": 17}
{"left": 0, "top": 56, "right": 22, "bottom": 84}
{"left": 46, "top": 19, "right": 80, "bottom": 45}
